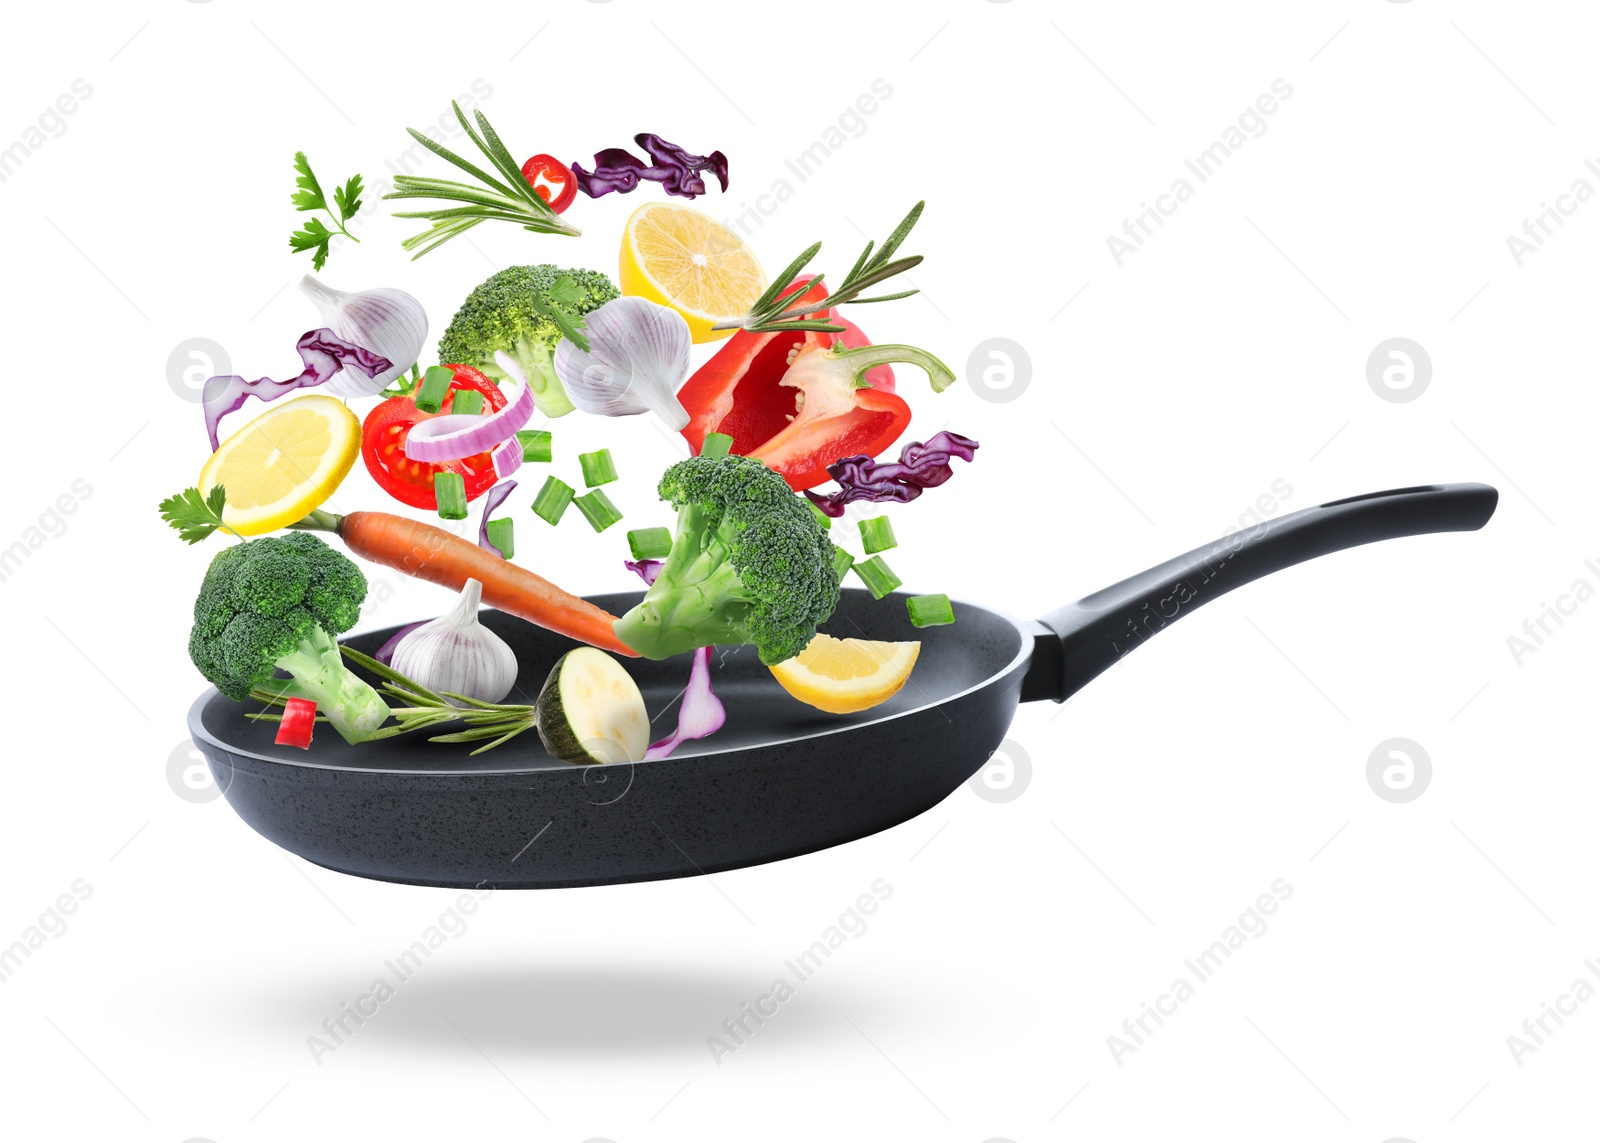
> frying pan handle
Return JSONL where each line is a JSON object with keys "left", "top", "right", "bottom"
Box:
{"left": 1019, "top": 482, "right": 1499, "bottom": 704}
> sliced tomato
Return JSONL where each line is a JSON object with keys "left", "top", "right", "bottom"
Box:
{"left": 361, "top": 365, "right": 508, "bottom": 510}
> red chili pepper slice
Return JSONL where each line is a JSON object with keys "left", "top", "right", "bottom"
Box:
{"left": 520, "top": 154, "right": 577, "bottom": 214}
{"left": 676, "top": 277, "right": 909, "bottom": 491}
{"left": 275, "top": 697, "right": 317, "bottom": 749}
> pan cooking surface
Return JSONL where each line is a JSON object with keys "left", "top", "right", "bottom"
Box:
{"left": 193, "top": 589, "right": 1030, "bottom": 774}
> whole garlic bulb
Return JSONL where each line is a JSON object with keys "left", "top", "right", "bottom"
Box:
{"left": 389, "top": 579, "right": 518, "bottom": 703}
{"left": 299, "top": 275, "right": 428, "bottom": 397}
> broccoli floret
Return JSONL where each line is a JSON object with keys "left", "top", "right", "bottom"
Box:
{"left": 614, "top": 455, "right": 841, "bottom": 665}
{"left": 436, "top": 264, "right": 620, "bottom": 417}
{"left": 189, "top": 534, "right": 388, "bottom": 744}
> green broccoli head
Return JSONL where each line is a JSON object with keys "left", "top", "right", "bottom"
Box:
{"left": 189, "top": 534, "right": 387, "bottom": 743}
{"left": 436, "top": 265, "right": 620, "bottom": 417}
{"left": 614, "top": 455, "right": 841, "bottom": 665}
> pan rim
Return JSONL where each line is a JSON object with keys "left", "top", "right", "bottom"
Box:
{"left": 185, "top": 595, "right": 1037, "bottom": 777}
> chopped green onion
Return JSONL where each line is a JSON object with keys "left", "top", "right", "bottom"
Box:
{"left": 906, "top": 593, "right": 955, "bottom": 627}
{"left": 574, "top": 489, "right": 623, "bottom": 532}
{"left": 517, "top": 429, "right": 553, "bottom": 463}
{"left": 433, "top": 472, "right": 468, "bottom": 520}
{"left": 808, "top": 500, "right": 832, "bottom": 530}
{"left": 852, "top": 555, "right": 901, "bottom": 599}
{"left": 628, "top": 526, "right": 673, "bottom": 560}
{"left": 414, "top": 365, "right": 454, "bottom": 414}
{"left": 579, "top": 448, "right": 619, "bottom": 487}
{"left": 450, "top": 389, "right": 484, "bottom": 416}
{"left": 532, "top": 476, "right": 574, "bottom": 525}
{"left": 700, "top": 432, "right": 734, "bottom": 458}
{"left": 485, "top": 518, "right": 515, "bottom": 559}
{"left": 857, "top": 515, "right": 896, "bottom": 553}
{"left": 832, "top": 543, "right": 855, "bottom": 583}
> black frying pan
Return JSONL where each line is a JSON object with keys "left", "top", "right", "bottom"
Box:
{"left": 187, "top": 482, "right": 1497, "bottom": 889}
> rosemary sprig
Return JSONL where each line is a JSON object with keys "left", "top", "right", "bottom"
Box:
{"left": 248, "top": 645, "right": 540, "bottom": 756}
{"left": 382, "top": 102, "right": 582, "bottom": 259}
{"left": 712, "top": 201, "right": 927, "bottom": 334}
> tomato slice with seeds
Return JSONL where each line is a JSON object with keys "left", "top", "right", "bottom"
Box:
{"left": 360, "top": 364, "right": 509, "bottom": 510}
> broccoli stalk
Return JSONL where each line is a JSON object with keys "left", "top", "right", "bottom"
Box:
{"left": 436, "top": 264, "right": 620, "bottom": 418}
{"left": 188, "top": 533, "right": 388, "bottom": 744}
{"left": 614, "top": 455, "right": 840, "bottom": 665}
{"left": 262, "top": 626, "right": 390, "bottom": 740}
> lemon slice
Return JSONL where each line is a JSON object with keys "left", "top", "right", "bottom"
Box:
{"left": 619, "top": 201, "right": 766, "bottom": 343}
{"left": 198, "top": 395, "right": 360, "bottom": 536}
{"left": 769, "top": 634, "right": 922, "bottom": 715}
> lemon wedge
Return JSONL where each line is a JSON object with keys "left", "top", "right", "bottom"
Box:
{"left": 768, "top": 634, "right": 922, "bottom": 715}
{"left": 198, "top": 395, "right": 360, "bottom": 536}
{"left": 619, "top": 201, "right": 766, "bottom": 343}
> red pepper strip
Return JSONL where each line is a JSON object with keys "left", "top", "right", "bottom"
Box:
{"left": 677, "top": 277, "right": 909, "bottom": 491}
{"left": 520, "top": 154, "right": 577, "bottom": 214}
{"left": 275, "top": 697, "right": 317, "bottom": 749}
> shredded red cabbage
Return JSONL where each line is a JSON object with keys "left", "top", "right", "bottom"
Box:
{"left": 374, "top": 621, "right": 427, "bottom": 666}
{"left": 805, "top": 431, "right": 980, "bottom": 518}
{"left": 646, "top": 646, "right": 726, "bottom": 759}
{"left": 477, "top": 480, "right": 517, "bottom": 558}
{"left": 624, "top": 558, "right": 663, "bottom": 586}
{"left": 202, "top": 328, "right": 391, "bottom": 450}
{"left": 573, "top": 134, "right": 728, "bottom": 200}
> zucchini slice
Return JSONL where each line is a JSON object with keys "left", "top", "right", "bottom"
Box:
{"left": 536, "top": 648, "right": 650, "bottom": 765}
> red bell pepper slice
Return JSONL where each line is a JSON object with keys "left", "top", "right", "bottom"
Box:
{"left": 275, "top": 697, "right": 317, "bottom": 750}
{"left": 677, "top": 278, "right": 910, "bottom": 491}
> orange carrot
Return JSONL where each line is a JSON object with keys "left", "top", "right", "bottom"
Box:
{"left": 326, "top": 510, "right": 638, "bottom": 656}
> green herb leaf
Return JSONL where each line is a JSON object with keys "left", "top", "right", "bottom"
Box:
{"left": 547, "top": 273, "right": 583, "bottom": 308}
{"left": 527, "top": 288, "right": 591, "bottom": 353}
{"left": 289, "top": 216, "right": 334, "bottom": 271}
{"left": 290, "top": 151, "right": 326, "bottom": 213}
{"left": 333, "top": 173, "right": 364, "bottom": 224}
{"left": 159, "top": 485, "right": 233, "bottom": 544}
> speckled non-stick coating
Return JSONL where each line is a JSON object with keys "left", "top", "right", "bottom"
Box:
{"left": 188, "top": 589, "right": 1033, "bottom": 888}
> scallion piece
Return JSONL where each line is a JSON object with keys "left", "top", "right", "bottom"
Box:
{"left": 906, "top": 593, "right": 955, "bottom": 627}
{"left": 579, "top": 448, "right": 619, "bottom": 487}
{"left": 857, "top": 515, "right": 896, "bottom": 553}
{"left": 628, "top": 526, "right": 673, "bottom": 560}
{"left": 532, "top": 476, "right": 574, "bottom": 525}
{"left": 414, "top": 365, "right": 454, "bottom": 414}
{"left": 433, "top": 472, "right": 468, "bottom": 520}
{"left": 485, "top": 518, "right": 515, "bottom": 559}
{"left": 574, "top": 489, "right": 623, "bottom": 532}
{"left": 852, "top": 555, "right": 901, "bottom": 599}
{"left": 808, "top": 500, "right": 832, "bottom": 530}
{"left": 700, "top": 432, "right": 734, "bottom": 458}
{"left": 450, "top": 389, "right": 484, "bottom": 416}
{"left": 832, "top": 543, "right": 855, "bottom": 583}
{"left": 517, "top": 429, "right": 553, "bottom": 463}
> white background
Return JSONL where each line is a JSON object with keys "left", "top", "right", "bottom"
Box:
{"left": 1, "top": 1, "right": 1595, "bottom": 1140}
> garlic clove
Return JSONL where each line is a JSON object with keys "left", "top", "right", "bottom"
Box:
{"left": 388, "top": 579, "right": 520, "bottom": 704}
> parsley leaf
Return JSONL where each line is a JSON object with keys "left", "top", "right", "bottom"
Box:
{"left": 289, "top": 217, "right": 334, "bottom": 271}
{"left": 290, "top": 152, "right": 362, "bottom": 271}
{"left": 159, "top": 485, "right": 235, "bottom": 545}
{"left": 333, "top": 173, "right": 363, "bottom": 225}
